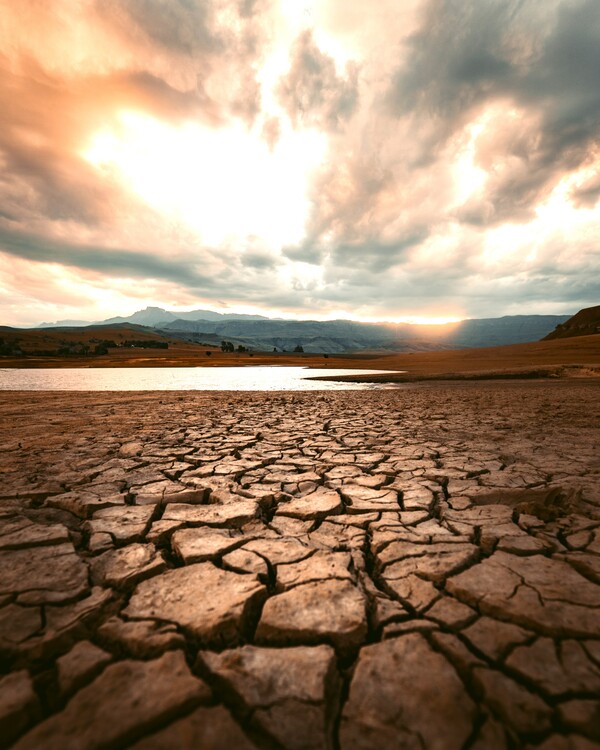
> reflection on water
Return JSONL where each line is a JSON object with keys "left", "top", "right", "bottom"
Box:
{"left": 0, "top": 366, "right": 399, "bottom": 391}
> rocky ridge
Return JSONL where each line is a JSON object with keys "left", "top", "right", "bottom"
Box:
{"left": 0, "top": 382, "right": 599, "bottom": 748}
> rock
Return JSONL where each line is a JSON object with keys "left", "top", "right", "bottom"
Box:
{"left": 558, "top": 700, "right": 600, "bottom": 741}
{"left": 268, "top": 517, "right": 315, "bottom": 536}
{"left": 471, "top": 666, "right": 552, "bottom": 735}
{"left": 506, "top": 638, "right": 600, "bottom": 696}
{"left": 125, "top": 563, "right": 266, "bottom": 646}
{"left": 0, "top": 604, "right": 43, "bottom": 651}
{"left": 90, "top": 544, "right": 166, "bottom": 589}
{"left": 222, "top": 548, "right": 269, "bottom": 577}
{"left": 339, "top": 634, "right": 476, "bottom": 749}
{"left": 0, "top": 544, "right": 88, "bottom": 605}
{"left": 97, "top": 617, "right": 185, "bottom": 658}
{"left": 381, "top": 573, "right": 440, "bottom": 611}
{"left": 0, "top": 517, "right": 70, "bottom": 550}
{"left": 256, "top": 579, "right": 367, "bottom": 654}
{"left": 118, "top": 442, "right": 143, "bottom": 457}
{"left": 276, "top": 551, "right": 353, "bottom": 590}
{"left": 446, "top": 551, "right": 600, "bottom": 637}
{"left": 0, "top": 670, "right": 40, "bottom": 746}
{"left": 129, "top": 705, "right": 258, "bottom": 749}
{"left": 162, "top": 502, "right": 258, "bottom": 528}
{"left": 199, "top": 644, "right": 339, "bottom": 750}
{"left": 340, "top": 485, "right": 399, "bottom": 513}
{"left": 469, "top": 713, "right": 509, "bottom": 750}
{"left": 56, "top": 641, "right": 112, "bottom": 698}
{"left": 376, "top": 541, "right": 479, "bottom": 582}
{"left": 496, "top": 534, "right": 548, "bottom": 555}
{"left": 20, "top": 588, "right": 113, "bottom": 663}
{"left": 243, "top": 538, "right": 314, "bottom": 565}
{"left": 84, "top": 505, "right": 154, "bottom": 542}
{"left": 425, "top": 596, "right": 477, "bottom": 628}
{"left": 171, "top": 528, "right": 245, "bottom": 563}
{"left": 134, "top": 481, "right": 206, "bottom": 506}
{"left": 47, "top": 490, "right": 127, "bottom": 518}
{"left": 462, "top": 616, "right": 532, "bottom": 661}
{"left": 14, "top": 651, "right": 210, "bottom": 750}
{"left": 276, "top": 488, "right": 343, "bottom": 520}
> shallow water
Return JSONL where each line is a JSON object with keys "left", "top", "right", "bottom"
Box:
{"left": 0, "top": 366, "right": 399, "bottom": 391}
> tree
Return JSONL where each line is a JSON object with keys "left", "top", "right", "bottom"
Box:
{"left": 293, "top": 344, "right": 304, "bottom": 353}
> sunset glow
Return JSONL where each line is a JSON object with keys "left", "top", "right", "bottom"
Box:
{"left": 84, "top": 111, "right": 327, "bottom": 248}
{"left": 0, "top": 0, "right": 598, "bottom": 326}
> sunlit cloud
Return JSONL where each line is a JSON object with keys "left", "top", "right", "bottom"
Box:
{"left": 0, "top": 0, "right": 599, "bottom": 327}
{"left": 83, "top": 111, "right": 327, "bottom": 248}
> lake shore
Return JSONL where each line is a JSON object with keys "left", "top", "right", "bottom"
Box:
{"left": 2, "top": 382, "right": 599, "bottom": 747}
{"left": 1, "top": 333, "right": 599, "bottom": 383}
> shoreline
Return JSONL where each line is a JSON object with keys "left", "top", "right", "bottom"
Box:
{"left": 1, "top": 334, "right": 598, "bottom": 384}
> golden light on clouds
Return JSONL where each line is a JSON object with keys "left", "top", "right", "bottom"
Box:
{"left": 0, "top": 0, "right": 599, "bottom": 326}
{"left": 83, "top": 111, "right": 327, "bottom": 248}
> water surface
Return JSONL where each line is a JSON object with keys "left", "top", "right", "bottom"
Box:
{"left": 0, "top": 366, "right": 398, "bottom": 391}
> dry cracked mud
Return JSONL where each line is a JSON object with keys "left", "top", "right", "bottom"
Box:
{"left": 0, "top": 381, "right": 599, "bottom": 749}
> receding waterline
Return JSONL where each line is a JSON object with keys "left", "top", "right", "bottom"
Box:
{"left": 0, "top": 366, "right": 403, "bottom": 391}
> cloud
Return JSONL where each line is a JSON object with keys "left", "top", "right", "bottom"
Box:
{"left": 0, "top": 0, "right": 598, "bottom": 326}
{"left": 0, "top": 226, "right": 213, "bottom": 288}
{"left": 278, "top": 29, "right": 359, "bottom": 131}
{"left": 386, "top": 0, "right": 600, "bottom": 220}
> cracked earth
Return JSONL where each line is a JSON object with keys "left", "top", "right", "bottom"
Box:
{"left": 0, "top": 381, "right": 599, "bottom": 749}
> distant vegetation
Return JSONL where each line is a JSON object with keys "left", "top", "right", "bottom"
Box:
{"left": 220, "top": 341, "right": 248, "bottom": 353}
{"left": 0, "top": 336, "right": 169, "bottom": 358}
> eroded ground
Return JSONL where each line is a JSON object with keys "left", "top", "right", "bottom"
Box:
{"left": 0, "top": 382, "right": 599, "bottom": 749}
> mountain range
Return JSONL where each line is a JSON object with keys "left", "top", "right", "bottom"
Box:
{"left": 35, "top": 307, "right": 574, "bottom": 353}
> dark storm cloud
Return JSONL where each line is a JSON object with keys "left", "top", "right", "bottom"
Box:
{"left": 240, "top": 251, "right": 278, "bottom": 269}
{"left": 278, "top": 30, "right": 359, "bottom": 131}
{"left": 387, "top": 0, "right": 600, "bottom": 221}
{"left": 0, "top": 226, "right": 214, "bottom": 288}
{"left": 331, "top": 232, "right": 428, "bottom": 273}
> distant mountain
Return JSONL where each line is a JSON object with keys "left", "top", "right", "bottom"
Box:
{"left": 543, "top": 305, "right": 600, "bottom": 340}
{"left": 38, "top": 306, "right": 269, "bottom": 328}
{"left": 31, "top": 307, "right": 572, "bottom": 352}
{"left": 433, "top": 315, "right": 574, "bottom": 348}
{"left": 157, "top": 314, "right": 571, "bottom": 353}
{"left": 38, "top": 319, "right": 91, "bottom": 328}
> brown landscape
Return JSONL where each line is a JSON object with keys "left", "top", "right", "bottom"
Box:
{"left": 1, "top": 379, "right": 599, "bottom": 748}
{"left": 2, "top": 325, "right": 600, "bottom": 383}
{"left": 3, "top": 0, "right": 600, "bottom": 745}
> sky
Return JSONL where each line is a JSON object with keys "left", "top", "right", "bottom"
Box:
{"left": 1, "top": 0, "right": 599, "bottom": 327}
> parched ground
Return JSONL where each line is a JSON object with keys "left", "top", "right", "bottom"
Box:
{"left": 0, "top": 382, "right": 599, "bottom": 749}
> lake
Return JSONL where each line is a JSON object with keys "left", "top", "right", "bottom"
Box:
{"left": 0, "top": 366, "right": 399, "bottom": 391}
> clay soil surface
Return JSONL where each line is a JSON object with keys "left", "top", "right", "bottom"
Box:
{"left": 1, "top": 381, "right": 599, "bottom": 748}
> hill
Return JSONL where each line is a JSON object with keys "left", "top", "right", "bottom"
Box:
{"left": 0, "top": 324, "right": 186, "bottom": 358}
{"left": 543, "top": 305, "right": 600, "bottom": 340}
{"left": 157, "top": 314, "right": 570, "bottom": 353}
{"left": 33, "top": 307, "right": 571, "bottom": 353}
